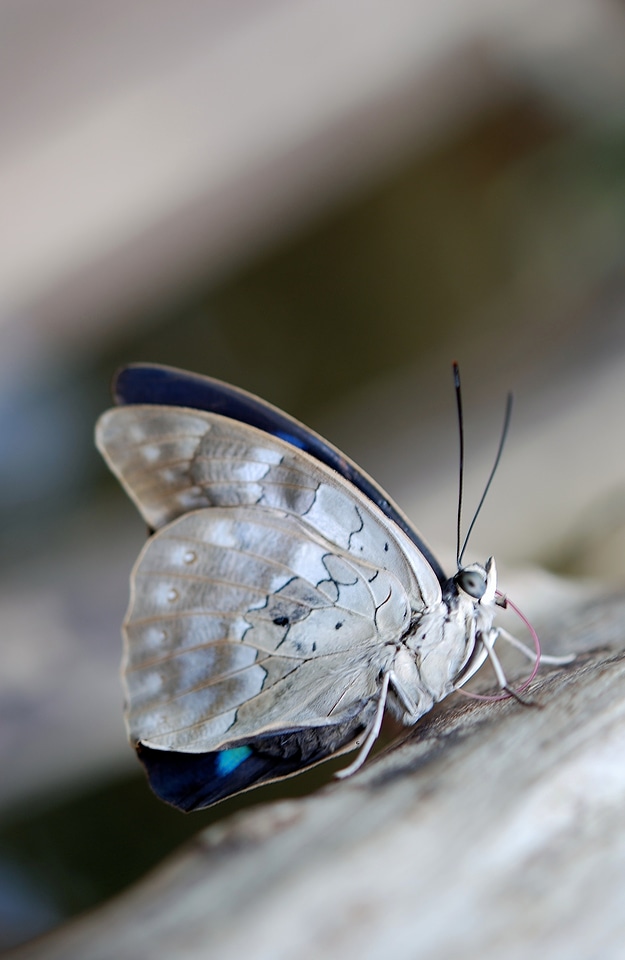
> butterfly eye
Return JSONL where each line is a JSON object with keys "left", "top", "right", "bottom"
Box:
{"left": 456, "top": 569, "right": 487, "bottom": 599}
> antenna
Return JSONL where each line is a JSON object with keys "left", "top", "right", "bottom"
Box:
{"left": 453, "top": 362, "right": 464, "bottom": 569}
{"left": 454, "top": 364, "right": 513, "bottom": 567}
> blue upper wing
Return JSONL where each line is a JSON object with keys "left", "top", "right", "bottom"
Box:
{"left": 113, "top": 363, "right": 446, "bottom": 583}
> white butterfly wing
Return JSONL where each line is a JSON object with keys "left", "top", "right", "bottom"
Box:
{"left": 96, "top": 404, "right": 323, "bottom": 530}
{"left": 97, "top": 406, "right": 443, "bottom": 754}
{"left": 96, "top": 405, "right": 441, "bottom": 599}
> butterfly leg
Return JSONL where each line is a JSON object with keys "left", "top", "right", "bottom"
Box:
{"left": 497, "top": 627, "right": 575, "bottom": 665}
{"left": 479, "top": 628, "right": 535, "bottom": 705}
{"left": 479, "top": 628, "right": 508, "bottom": 689}
{"left": 335, "top": 672, "right": 391, "bottom": 779}
{"left": 386, "top": 670, "right": 420, "bottom": 719}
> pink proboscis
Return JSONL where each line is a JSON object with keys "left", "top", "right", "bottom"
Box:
{"left": 459, "top": 591, "right": 541, "bottom": 703}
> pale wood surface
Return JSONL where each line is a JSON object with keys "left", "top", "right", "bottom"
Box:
{"left": 11, "top": 591, "right": 625, "bottom": 960}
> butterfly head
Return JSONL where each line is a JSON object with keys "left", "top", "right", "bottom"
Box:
{"left": 453, "top": 556, "right": 497, "bottom": 606}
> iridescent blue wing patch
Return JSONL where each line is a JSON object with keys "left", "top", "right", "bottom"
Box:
{"left": 137, "top": 728, "right": 362, "bottom": 811}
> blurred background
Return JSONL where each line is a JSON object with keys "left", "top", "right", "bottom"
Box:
{"left": 1, "top": 0, "right": 625, "bottom": 951}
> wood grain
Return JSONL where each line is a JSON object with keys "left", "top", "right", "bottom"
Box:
{"left": 11, "top": 591, "right": 625, "bottom": 960}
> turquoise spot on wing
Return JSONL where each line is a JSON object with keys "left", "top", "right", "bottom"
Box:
{"left": 216, "top": 746, "right": 253, "bottom": 777}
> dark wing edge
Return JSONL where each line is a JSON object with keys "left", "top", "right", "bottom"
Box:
{"left": 112, "top": 363, "right": 446, "bottom": 583}
{"left": 137, "top": 718, "right": 365, "bottom": 811}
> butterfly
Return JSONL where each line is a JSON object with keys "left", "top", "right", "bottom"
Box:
{"left": 96, "top": 362, "right": 543, "bottom": 811}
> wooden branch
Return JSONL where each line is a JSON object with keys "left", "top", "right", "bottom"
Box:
{"left": 12, "top": 591, "right": 625, "bottom": 960}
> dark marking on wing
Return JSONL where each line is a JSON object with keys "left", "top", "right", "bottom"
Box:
{"left": 373, "top": 584, "right": 394, "bottom": 629}
{"left": 321, "top": 552, "right": 360, "bottom": 588}
{"left": 347, "top": 505, "right": 365, "bottom": 553}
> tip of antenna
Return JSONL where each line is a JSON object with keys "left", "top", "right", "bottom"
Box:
{"left": 452, "top": 361, "right": 460, "bottom": 387}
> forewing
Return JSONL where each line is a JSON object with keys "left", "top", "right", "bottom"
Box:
{"left": 110, "top": 363, "right": 446, "bottom": 581}
{"left": 96, "top": 405, "right": 441, "bottom": 605}
{"left": 124, "top": 505, "right": 414, "bottom": 753}
{"left": 96, "top": 402, "right": 445, "bottom": 588}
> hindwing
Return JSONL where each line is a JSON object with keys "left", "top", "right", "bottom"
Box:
{"left": 124, "top": 504, "right": 412, "bottom": 751}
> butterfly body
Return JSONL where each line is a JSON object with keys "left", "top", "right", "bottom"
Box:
{"left": 96, "top": 364, "right": 498, "bottom": 810}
